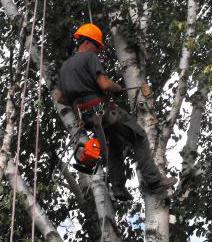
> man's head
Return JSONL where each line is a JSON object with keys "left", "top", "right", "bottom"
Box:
{"left": 77, "top": 37, "right": 101, "bottom": 53}
{"left": 74, "top": 23, "right": 103, "bottom": 53}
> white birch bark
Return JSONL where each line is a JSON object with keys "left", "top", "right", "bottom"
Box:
{"left": 110, "top": 7, "right": 170, "bottom": 241}
{"left": 79, "top": 168, "right": 121, "bottom": 242}
{"left": 0, "top": 89, "right": 16, "bottom": 181}
{"left": 129, "top": 1, "right": 151, "bottom": 35}
{"left": 111, "top": 23, "right": 144, "bottom": 104}
{"left": 162, "top": 0, "right": 198, "bottom": 144}
{"left": 91, "top": 168, "right": 121, "bottom": 242}
{"left": 152, "top": 0, "right": 198, "bottom": 192}
{"left": 1, "top": 0, "right": 20, "bottom": 20}
{"left": 179, "top": 78, "right": 209, "bottom": 188}
{"left": 5, "top": 159, "right": 63, "bottom": 242}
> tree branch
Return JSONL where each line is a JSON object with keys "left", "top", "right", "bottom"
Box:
{"left": 177, "top": 76, "right": 209, "bottom": 195}
{"left": 5, "top": 159, "right": 63, "bottom": 242}
{"left": 0, "top": 0, "right": 28, "bottom": 182}
{"left": 0, "top": 88, "right": 16, "bottom": 181}
{"left": 162, "top": 0, "right": 198, "bottom": 144}
{"left": 129, "top": 0, "right": 152, "bottom": 36}
{"left": 61, "top": 163, "right": 85, "bottom": 207}
{"left": 129, "top": 0, "right": 152, "bottom": 82}
{"left": 1, "top": 0, "right": 20, "bottom": 20}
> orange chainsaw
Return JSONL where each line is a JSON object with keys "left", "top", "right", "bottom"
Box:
{"left": 73, "top": 134, "right": 101, "bottom": 174}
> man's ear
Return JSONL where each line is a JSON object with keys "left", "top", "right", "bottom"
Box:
{"left": 84, "top": 40, "right": 90, "bottom": 46}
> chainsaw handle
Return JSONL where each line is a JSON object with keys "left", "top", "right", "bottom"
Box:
{"left": 73, "top": 143, "right": 84, "bottom": 163}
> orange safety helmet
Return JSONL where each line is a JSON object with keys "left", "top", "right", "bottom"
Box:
{"left": 74, "top": 23, "right": 104, "bottom": 47}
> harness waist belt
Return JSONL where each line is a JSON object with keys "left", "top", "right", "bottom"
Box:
{"left": 73, "top": 96, "right": 105, "bottom": 111}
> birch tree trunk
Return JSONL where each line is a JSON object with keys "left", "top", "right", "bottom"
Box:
{"left": 162, "top": 0, "right": 198, "bottom": 143}
{"left": 62, "top": 164, "right": 105, "bottom": 241}
{"left": 79, "top": 168, "right": 121, "bottom": 242}
{"left": 110, "top": 0, "right": 197, "bottom": 241}
{"left": 91, "top": 168, "right": 121, "bottom": 242}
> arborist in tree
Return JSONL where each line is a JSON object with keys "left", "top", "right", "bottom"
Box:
{"left": 57, "top": 23, "right": 177, "bottom": 201}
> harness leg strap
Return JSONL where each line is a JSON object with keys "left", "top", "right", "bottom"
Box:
{"left": 92, "top": 113, "right": 108, "bottom": 165}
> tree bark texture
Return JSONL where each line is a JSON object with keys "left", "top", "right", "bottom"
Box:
{"left": 110, "top": 6, "right": 168, "bottom": 241}
{"left": 62, "top": 165, "right": 104, "bottom": 241}
{"left": 0, "top": 88, "right": 16, "bottom": 182}
{"left": 79, "top": 168, "right": 121, "bottom": 242}
{"left": 91, "top": 168, "right": 121, "bottom": 242}
{"left": 1, "top": 0, "right": 20, "bottom": 20}
{"left": 180, "top": 77, "right": 209, "bottom": 188}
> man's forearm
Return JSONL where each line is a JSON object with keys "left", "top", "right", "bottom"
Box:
{"left": 97, "top": 74, "right": 122, "bottom": 93}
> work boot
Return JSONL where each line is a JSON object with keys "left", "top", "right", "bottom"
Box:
{"left": 147, "top": 177, "right": 178, "bottom": 194}
{"left": 112, "top": 186, "right": 133, "bottom": 201}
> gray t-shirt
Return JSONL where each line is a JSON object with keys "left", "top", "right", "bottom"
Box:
{"left": 58, "top": 52, "right": 105, "bottom": 104}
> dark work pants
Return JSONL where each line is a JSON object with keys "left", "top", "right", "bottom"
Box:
{"left": 82, "top": 102, "right": 161, "bottom": 188}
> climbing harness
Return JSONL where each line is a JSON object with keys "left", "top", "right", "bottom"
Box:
{"left": 51, "top": 100, "right": 106, "bottom": 182}
{"left": 70, "top": 90, "right": 109, "bottom": 242}
{"left": 9, "top": 1, "right": 39, "bottom": 241}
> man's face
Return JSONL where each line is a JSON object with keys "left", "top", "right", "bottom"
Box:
{"left": 84, "top": 40, "right": 101, "bottom": 53}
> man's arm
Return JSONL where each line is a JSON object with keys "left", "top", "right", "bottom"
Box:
{"left": 96, "top": 74, "right": 122, "bottom": 93}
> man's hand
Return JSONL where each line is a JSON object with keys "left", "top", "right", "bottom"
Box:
{"left": 52, "top": 88, "right": 69, "bottom": 105}
{"left": 96, "top": 74, "right": 122, "bottom": 93}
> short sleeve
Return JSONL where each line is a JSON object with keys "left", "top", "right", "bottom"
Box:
{"left": 88, "top": 52, "right": 105, "bottom": 79}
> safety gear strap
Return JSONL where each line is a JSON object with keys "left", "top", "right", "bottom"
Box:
{"left": 92, "top": 113, "right": 108, "bottom": 165}
{"left": 73, "top": 96, "right": 105, "bottom": 112}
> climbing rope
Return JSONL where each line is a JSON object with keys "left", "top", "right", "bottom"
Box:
{"left": 87, "top": 0, "right": 93, "bottom": 23}
{"left": 9, "top": 1, "right": 39, "bottom": 241}
{"left": 31, "top": 0, "right": 47, "bottom": 240}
